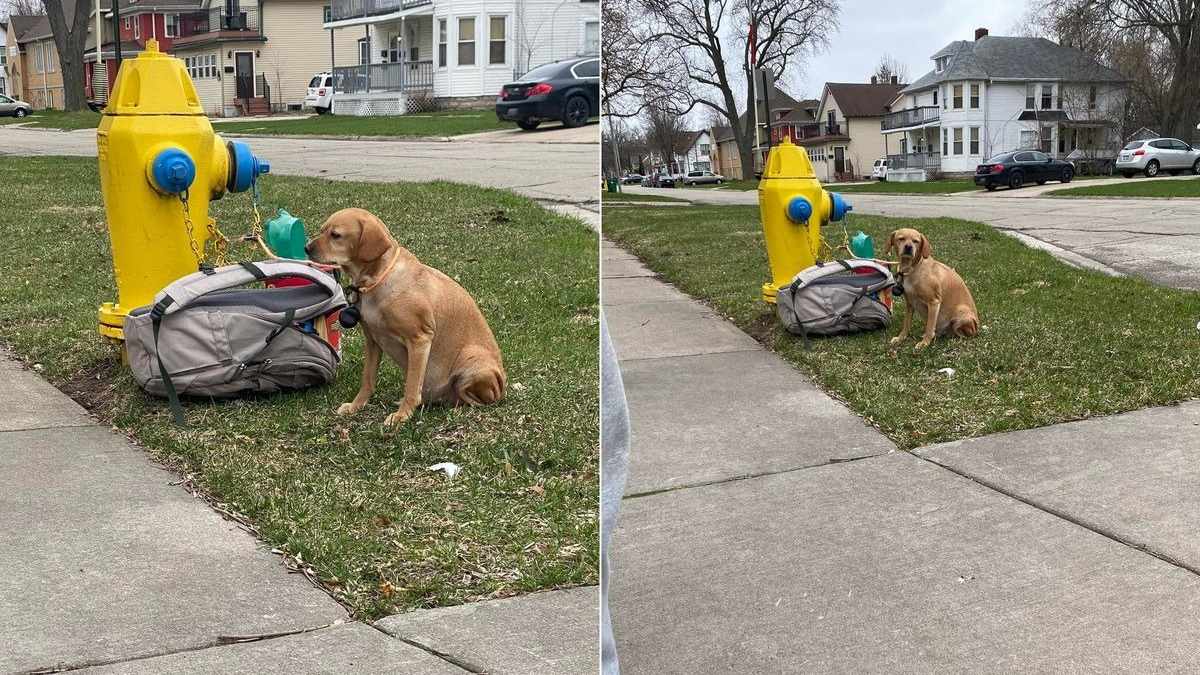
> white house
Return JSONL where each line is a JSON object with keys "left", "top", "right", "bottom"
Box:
{"left": 323, "top": 0, "right": 598, "bottom": 114}
{"left": 0, "top": 22, "right": 7, "bottom": 95}
{"left": 881, "top": 28, "right": 1127, "bottom": 180}
{"left": 679, "top": 129, "right": 713, "bottom": 172}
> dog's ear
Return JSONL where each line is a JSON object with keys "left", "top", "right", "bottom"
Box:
{"left": 356, "top": 211, "right": 392, "bottom": 263}
{"left": 919, "top": 234, "right": 932, "bottom": 260}
{"left": 884, "top": 231, "right": 898, "bottom": 255}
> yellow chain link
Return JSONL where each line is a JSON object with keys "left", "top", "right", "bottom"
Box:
{"left": 206, "top": 217, "right": 230, "bottom": 267}
{"left": 180, "top": 190, "right": 203, "bottom": 267}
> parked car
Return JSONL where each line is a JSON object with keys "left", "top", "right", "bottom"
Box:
{"left": 0, "top": 94, "right": 32, "bottom": 118}
{"left": 683, "top": 170, "right": 725, "bottom": 185}
{"left": 496, "top": 55, "right": 599, "bottom": 130}
{"left": 656, "top": 173, "right": 678, "bottom": 188}
{"left": 622, "top": 173, "right": 646, "bottom": 184}
{"left": 871, "top": 158, "right": 890, "bottom": 181}
{"left": 1115, "top": 138, "right": 1200, "bottom": 178}
{"left": 304, "top": 73, "right": 334, "bottom": 114}
{"left": 973, "top": 150, "right": 1075, "bottom": 191}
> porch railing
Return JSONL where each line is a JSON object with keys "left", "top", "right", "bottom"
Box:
{"left": 333, "top": 61, "right": 434, "bottom": 93}
{"left": 886, "top": 152, "right": 941, "bottom": 170}
{"left": 329, "top": 0, "right": 432, "bottom": 22}
{"left": 882, "top": 106, "right": 940, "bottom": 131}
{"left": 176, "top": 7, "right": 260, "bottom": 37}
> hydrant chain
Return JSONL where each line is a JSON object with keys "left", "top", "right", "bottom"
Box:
{"left": 179, "top": 189, "right": 202, "bottom": 269}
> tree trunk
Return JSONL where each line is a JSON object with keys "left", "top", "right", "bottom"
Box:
{"left": 41, "top": 0, "right": 91, "bottom": 111}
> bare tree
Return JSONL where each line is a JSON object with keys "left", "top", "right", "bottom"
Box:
{"left": 38, "top": 0, "right": 89, "bottom": 110}
{"left": 1, "top": 0, "right": 45, "bottom": 19}
{"left": 643, "top": 103, "right": 686, "bottom": 173}
{"left": 628, "top": 0, "right": 839, "bottom": 179}
{"left": 872, "top": 52, "right": 908, "bottom": 84}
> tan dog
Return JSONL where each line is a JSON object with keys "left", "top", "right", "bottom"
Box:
{"left": 305, "top": 208, "right": 505, "bottom": 425}
{"left": 885, "top": 228, "right": 979, "bottom": 351}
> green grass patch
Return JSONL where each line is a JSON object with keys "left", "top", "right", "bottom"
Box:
{"left": 213, "top": 109, "right": 512, "bottom": 137}
{"left": 604, "top": 204, "right": 1200, "bottom": 450}
{"left": 0, "top": 156, "right": 598, "bottom": 620}
{"left": 681, "top": 179, "right": 758, "bottom": 191}
{"left": 601, "top": 191, "right": 689, "bottom": 203}
{"left": 0, "top": 109, "right": 101, "bottom": 130}
{"left": 1051, "top": 176, "right": 1200, "bottom": 198}
{"left": 835, "top": 180, "right": 980, "bottom": 194}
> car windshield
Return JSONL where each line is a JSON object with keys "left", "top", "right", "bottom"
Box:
{"left": 309, "top": 76, "right": 322, "bottom": 87}
{"left": 1122, "top": 141, "right": 1144, "bottom": 150}
{"left": 519, "top": 62, "right": 567, "bottom": 81}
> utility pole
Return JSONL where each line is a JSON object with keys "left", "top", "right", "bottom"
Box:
{"left": 112, "top": 0, "right": 122, "bottom": 72}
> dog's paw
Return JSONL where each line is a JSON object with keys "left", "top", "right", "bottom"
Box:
{"left": 335, "top": 402, "right": 362, "bottom": 416}
{"left": 383, "top": 405, "right": 415, "bottom": 427}
{"left": 914, "top": 339, "right": 931, "bottom": 352}
{"left": 889, "top": 336, "right": 905, "bottom": 346}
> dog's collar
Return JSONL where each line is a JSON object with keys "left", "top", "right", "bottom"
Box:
{"left": 355, "top": 249, "right": 403, "bottom": 295}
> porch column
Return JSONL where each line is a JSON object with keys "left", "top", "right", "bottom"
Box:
{"left": 400, "top": 16, "right": 405, "bottom": 92}
{"left": 365, "top": 23, "right": 371, "bottom": 93}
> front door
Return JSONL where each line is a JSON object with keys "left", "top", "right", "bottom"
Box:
{"left": 834, "top": 146, "right": 846, "bottom": 175}
{"left": 235, "top": 52, "right": 254, "bottom": 99}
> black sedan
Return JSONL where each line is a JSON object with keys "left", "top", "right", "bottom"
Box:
{"left": 496, "top": 56, "right": 599, "bottom": 130}
{"left": 621, "top": 173, "right": 646, "bottom": 184}
{"left": 974, "top": 150, "right": 1075, "bottom": 191}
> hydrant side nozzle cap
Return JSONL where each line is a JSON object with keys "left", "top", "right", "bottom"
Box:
{"left": 829, "top": 192, "right": 852, "bottom": 221}
{"left": 786, "top": 196, "right": 813, "bottom": 223}
{"left": 150, "top": 148, "right": 197, "bottom": 194}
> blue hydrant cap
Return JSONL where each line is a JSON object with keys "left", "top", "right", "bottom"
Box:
{"left": 786, "top": 196, "right": 813, "bottom": 223}
{"left": 227, "top": 141, "right": 270, "bottom": 193}
{"left": 150, "top": 148, "right": 197, "bottom": 194}
{"left": 830, "top": 193, "right": 853, "bottom": 222}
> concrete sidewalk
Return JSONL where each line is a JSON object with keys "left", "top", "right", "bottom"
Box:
{"left": 603, "top": 239, "right": 1200, "bottom": 673}
{"left": 0, "top": 356, "right": 596, "bottom": 674}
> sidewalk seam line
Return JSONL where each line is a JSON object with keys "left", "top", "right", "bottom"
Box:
{"left": 366, "top": 623, "right": 481, "bottom": 674}
{"left": 616, "top": 347, "right": 761, "bottom": 363}
{"left": 623, "top": 451, "right": 892, "bottom": 500}
{"left": 914, "top": 452, "right": 1200, "bottom": 576}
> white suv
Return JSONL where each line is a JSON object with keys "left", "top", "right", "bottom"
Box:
{"left": 304, "top": 73, "right": 334, "bottom": 114}
{"left": 871, "top": 158, "right": 890, "bottom": 181}
{"left": 1116, "top": 138, "right": 1200, "bottom": 178}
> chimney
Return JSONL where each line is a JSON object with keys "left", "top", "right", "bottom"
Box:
{"left": 871, "top": 75, "right": 878, "bottom": 85}
{"left": 890, "top": 75, "right": 898, "bottom": 85}
{"left": 975, "top": 27, "right": 989, "bottom": 40}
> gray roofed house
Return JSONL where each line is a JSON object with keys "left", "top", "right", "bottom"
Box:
{"left": 882, "top": 27, "right": 1129, "bottom": 181}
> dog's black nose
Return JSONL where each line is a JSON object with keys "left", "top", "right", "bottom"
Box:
{"left": 304, "top": 243, "right": 312, "bottom": 255}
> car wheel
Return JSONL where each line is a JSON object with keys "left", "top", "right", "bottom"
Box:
{"left": 985, "top": 183, "right": 997, "bottom": 192}
{"left": 1193, "top": 159, "right": 1200, "bottom": 175}
{"left": 315, "top": 107, "right": 330, "bottom": 115}
{"left": 715, "top": 179, "right": 723, "bottom": 185}
{"left": 516, "top": 120, "right": 540, "bottom": 130}
{"left": 14, "top": 108, "right": 27, "bottom": 118}
{"left": 1144, "top": 160, "right": 1159, "bottom": 177}
{"left": 1121, "top": 171, "right": 1135, "bottom": 178}
{"left": 1061, "top": 167, "right": 1074, "bottom": 183}
{"left": 1008, "top": 171, "right": 1024, "bottom": 190}
{"left": 561, "top": 95, "right": 590, "bottom": 128}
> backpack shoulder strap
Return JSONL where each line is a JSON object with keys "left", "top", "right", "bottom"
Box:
{"left": 153, "top": 260, "right": 343, "bottom": 316}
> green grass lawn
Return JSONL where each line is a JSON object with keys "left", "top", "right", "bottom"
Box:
{"left": 835, "top": 180, "right": 980, "bottom": 194}
{"left": 0, "top": 109, "right": 101, "bottom": 130}
{"left": 213, "top": 109, "right": 512, "bottom": 137}
{"left": 601, "top": 191, "right": 689, "bottom": 203}
{"left": 604, "top": 204, "right": 1200, "bottom": 450}
{"left": 681, "top": 179, "right": 759, "bottom": 191}
{"left": 0, "top": 156, "right": 598, "bottom": 620}
{"left": 1051, "top": 176, "right": 1200, "bottom": 198}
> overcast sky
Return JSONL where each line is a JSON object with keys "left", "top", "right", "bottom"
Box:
{"left": 786, "top": 0, "right": 1032, "bottom": 98}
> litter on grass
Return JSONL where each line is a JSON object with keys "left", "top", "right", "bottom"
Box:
{"left": 428, "top": 462, "right": 462, "bottom": 478}
{"left": 938, "top": 368, "right": 956, "bottom": 378}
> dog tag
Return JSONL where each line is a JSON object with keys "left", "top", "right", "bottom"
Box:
{"left": 337, "top": 306, "right": 361, "bottom": 329}
{"left": 892, "top": 283, "right": 904, "bottom": 297}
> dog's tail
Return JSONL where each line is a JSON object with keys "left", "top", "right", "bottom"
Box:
{"left": 953, "top": 314, "right": 979, "bottom": 338}
{"left": 453, "top": 355, "right": 506, "bottom": 407}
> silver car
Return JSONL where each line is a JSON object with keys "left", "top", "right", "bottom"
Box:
{"left": 682, "top": 170, "right": 725, "bottom": 185}
{"left": 0, "top": 94, "right": 32, "bottom": 118}
{"left": 1116, "top": 138, "right": 1200, "bottom": 178}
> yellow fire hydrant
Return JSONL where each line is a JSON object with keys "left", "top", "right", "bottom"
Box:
{"left": 758, "top": 136, "right": 852, "bottom": 303}
{"left": 96, "top": 39, "right": 270, "bottom": 341}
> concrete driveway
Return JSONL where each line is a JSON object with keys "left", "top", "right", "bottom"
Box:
{"left": 0, "top": 124, "right": 598, "bottom": 208}
{"left": 615, "top": 184, "right": 1200, "bottom": 289}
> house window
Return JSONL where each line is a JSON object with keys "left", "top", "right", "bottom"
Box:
{"left": 1088, "top": 85, "right": 1097, "bottom": 110}
{"left": 489, "top": 16, "right": 506, "bottom": 65}
{"left": 935, "top": 57, "right": 945, "bottom": 73}
{"left": 1040, "top": 84, "right": 1053, "bottom": 110}
{"left": 34, "top": 43, "right": 44, "bottom": 73}
{"left": 1041, "top": 125, "right": 1053, "bottom": 153}
{"left": 699, "top": 143, "right": 710, "bottom": 155}
{"left": 1025, "top": 83, "right": 1036, "bottom": 109}
{"left": 941, "top": 85, "right": 947, "bottom": 110}
{"left": 943, "top": 133, "right": 948, "bottom": 156}
{"left": 969, "top": 126, "right": 980, "bottom": 155}
{"left": 969, "top": 83, "right": 979, "bottom": 109}
{"left": 952, "top": 84, "right": 962, "bottom": 109}
{"left": 323, "top": 5, "right": 332, "bottom": 22}
{"left": 134, "top": 17, "right": 140, "bottom": 40}
{"left": 124, "top": 17, "right": 131, "bottom": 30}
{"left": 932, "top": 89, "right": 937, "bottom": 106}
{"left": 358, "top": 38, "right": 370, "bottom": 65}
{"left": 1020, "top": 129, "right": 1036, "bottom": 148}
{"left": 584, "top": 20, "right": 599, "bottom": 53}
{"left": 165, "top": 13, "right": 180, "bottom": 37}
{"left": 437, "top": 19, "right": 447, "bottom": 67}
{"left": 953, "top": 127, "right": 963, "bottom": 155}
{"left": 458, "top": 17, "right": 476, "bottom": 66}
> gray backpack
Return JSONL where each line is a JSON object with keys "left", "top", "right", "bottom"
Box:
{"left": 775, "top": 259, "right": 895, "bottom": 348}
{"left": 124, "top": 260, "right": 348, "bottom": 426}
